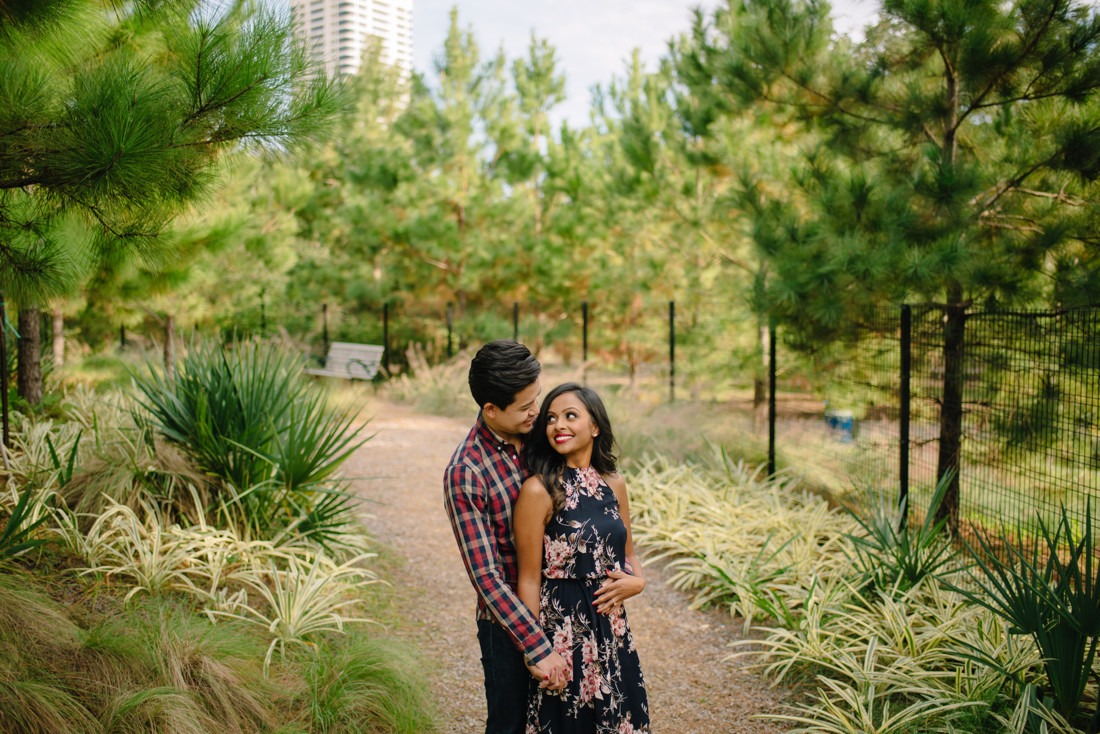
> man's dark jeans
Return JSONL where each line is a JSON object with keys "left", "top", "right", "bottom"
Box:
{"left": 477, "top": 619, "right": 531, "bottom": 734}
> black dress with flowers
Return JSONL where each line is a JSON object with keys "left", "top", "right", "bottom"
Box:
{"left": 527, "top": 465, "right": 650, "bottom": 734}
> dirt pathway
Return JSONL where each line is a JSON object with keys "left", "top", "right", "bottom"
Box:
{"left": 344, "top": 399, "right": 789, "bottom": 733}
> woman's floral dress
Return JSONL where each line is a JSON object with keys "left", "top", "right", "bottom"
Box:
{"left": 527, "top": 465, "right": 650, "bottom": 734}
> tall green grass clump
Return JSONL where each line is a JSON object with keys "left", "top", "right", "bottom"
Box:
{"left": 0, "top": 567, "right": 438, "bottom": 734}
{"left": 304, "top": 637, "right": 437, "bottom": 734}
{"left": 132, "top": 340, "right": 367, "bottom": 550}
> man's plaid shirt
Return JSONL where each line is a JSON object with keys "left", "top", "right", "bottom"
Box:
{"left": 444, "top": 414, "right": 552, "bottom": 665}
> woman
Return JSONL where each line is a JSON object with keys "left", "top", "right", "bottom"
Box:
{"left": 515, "top": 382, "right": 650, "bottom": 733}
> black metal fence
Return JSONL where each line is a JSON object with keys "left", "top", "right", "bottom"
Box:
{"left": 793, "top": 305, "right": 1100, "bottom": 537}
{"left": 10, "top": 290, "right": 1098, "bottom": 542}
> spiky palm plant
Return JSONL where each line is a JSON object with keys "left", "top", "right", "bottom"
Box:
{"left": 132, "top": 340, "right": 368, "bottom": 550}
{"left": 952, "top": 503, "right": 1100, "bottom": 730}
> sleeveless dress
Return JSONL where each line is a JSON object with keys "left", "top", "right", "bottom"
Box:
{"left": 526, "top": 465, "right": 650, "bottom": 734}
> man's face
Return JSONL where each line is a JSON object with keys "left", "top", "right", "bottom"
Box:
{"left": 484, "top": 379, "right": 541, "bottom": 438}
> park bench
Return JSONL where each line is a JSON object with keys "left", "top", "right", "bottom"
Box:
{"left": 303, "top": 342, "right": 385, "bottom": 380}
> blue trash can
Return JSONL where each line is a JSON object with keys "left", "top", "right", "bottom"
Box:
{"left": 824, "top": 409, "right": 855, "bottom": 443}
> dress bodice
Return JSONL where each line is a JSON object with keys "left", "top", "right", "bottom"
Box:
{"left": 542, "top": 465, "right": 627, "bottom": 581}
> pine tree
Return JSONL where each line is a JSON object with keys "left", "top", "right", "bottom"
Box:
{"left": 0, "top": 0, "right": 341, "bottom": 402}
{"left": 679, "top": 0, "right": 1100, "bottom": 526}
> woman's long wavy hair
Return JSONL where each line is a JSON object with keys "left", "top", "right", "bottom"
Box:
{"left": 523, "top": 383, "right": 618, "bottom": 514}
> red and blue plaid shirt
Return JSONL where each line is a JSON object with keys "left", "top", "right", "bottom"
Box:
{"left": 444, "top": 414, "right": 552, "bottom": 665}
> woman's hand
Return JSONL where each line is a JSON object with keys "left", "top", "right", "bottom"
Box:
{"left": 527, "top": 651, "right": 570, "bottom": 690}
{"left": 593, "top": 569, "right": 646, "bottom": 615}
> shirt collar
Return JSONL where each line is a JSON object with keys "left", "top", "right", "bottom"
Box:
{"left": 477, "top": 413, "right": 519, "bottom": 454}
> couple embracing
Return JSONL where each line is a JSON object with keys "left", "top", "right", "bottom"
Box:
{"left": 444, "top": 340, "right": 651, "bottom": 734}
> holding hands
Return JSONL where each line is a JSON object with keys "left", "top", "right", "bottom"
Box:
{"left": 528, "top": 651, "right": 570, "bottom": 691}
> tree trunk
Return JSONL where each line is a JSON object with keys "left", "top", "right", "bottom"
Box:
{"left": 935, "top": 298, "right": 966, "bottom": 533}
{"left": 52, "top": 305, "right": 64, "bottom": 368}
{"left": 164, "top": 313, "right": 176, "bottom": 381}
{"left": 17, "top": 307, "right": 42, "bottom": 406}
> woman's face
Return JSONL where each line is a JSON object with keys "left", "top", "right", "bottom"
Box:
{"left": 544, "top": 391, "right": 598, "bottom": 460}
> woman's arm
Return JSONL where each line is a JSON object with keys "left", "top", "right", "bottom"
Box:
{"left": 514, "top": 476, "right": 553, "bottom": 618}
{"left": 514, "top": 476, "right": 570, "bottom": 689}
{"left": 593, "top": 472, "right": 646, "bottom": 614}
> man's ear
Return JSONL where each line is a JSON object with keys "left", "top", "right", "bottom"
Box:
{"left": 483, "top": 403, "right": 499, "bottom": 420}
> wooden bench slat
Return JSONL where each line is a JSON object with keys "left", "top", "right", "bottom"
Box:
{"left": 303, "top": 342, "right": 384, "bottom": 380}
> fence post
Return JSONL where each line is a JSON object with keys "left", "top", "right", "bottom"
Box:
{"left": 582, "top": 301, "right": 589, "bottom": 385}
{"left": 322, "top": 303, "right": 329, "bottom": 353}
{"left": 900, "top": 304, "right": 912, "bottom": 531}
{"left": 120, "top": 325, "right": 126, "bottom": 350}
{"left": 513, "top": 302, "right": 519, "bottom": 341}
{"left": 0, "top": 292, "right": 8, "bottom": 448}
{"left": 768, "top": 315, "right": 777, "bottom": 478}
{"left": 382, "top": 302, "right": 390, "bottom": 372}
{"left": 446, "top": 302, "right": 454, "bottom": 359}
{"left": 669, "top": 301, "right": 675, "bottom": 403}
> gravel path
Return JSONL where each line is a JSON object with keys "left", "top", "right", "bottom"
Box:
{"left": 344, "top": 399, "right": 790, "bottom": 733}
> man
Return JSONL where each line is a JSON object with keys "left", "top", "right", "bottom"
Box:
{"left": 444, "top": 340, "right": 568, "bottom": 734}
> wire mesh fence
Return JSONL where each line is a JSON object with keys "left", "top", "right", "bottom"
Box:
{"left": 958, "top": 308, "right": 1100, "bottom": 534}
{"left": 44, "top": 292, "right": 1100, "bottom": 539}
{"left": 797, "top": 304, "right": 1100, "bottom": 538}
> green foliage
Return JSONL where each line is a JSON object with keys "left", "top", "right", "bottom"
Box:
{"left": 211, "top": 552, "right": 378, "bottom": 672}
{"left": 303, "top": 637, "right": 438, "bottom": 734}
{"left": 953, "top": 503, "right": 1100, "bottom": 728}
{"left": 0, "top": 484, "right": 49, "bottom": 562}
{"left": 675, "top": 0, "right": 1100, "bottom": 339}
{"left": 0, "top": 0, "right": 342, "bottom": 305}
{"left": 626, "top": 454, "right": 1100, "bottom": 732}
{"left": 0, "top": 542, "right": 434, "bottom": 733}
{"left": 845, "top": 471, "right": 959, "bottom": 596}
{"left": 131, "top": 340, "right": 367, "bottom": 549}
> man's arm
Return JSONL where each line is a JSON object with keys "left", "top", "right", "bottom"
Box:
{"left": 593, "top": 473, "right": 647, "bottom": 615}
{"left": 444, "top": 461, "right": 553, "bottom": 665}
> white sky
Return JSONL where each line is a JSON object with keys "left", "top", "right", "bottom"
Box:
{"left": 411, "top": 0, "right": 878, "bottom": 127}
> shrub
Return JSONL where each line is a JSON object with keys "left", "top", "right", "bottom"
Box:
{"left": 844, "top": 470, "right": 959, "bottom": 597}
{"left": 953, "top": 503, "right": 1100, "bottom": 730}
{"left": 132, "top": 340, "right": 368, "bottom": 550}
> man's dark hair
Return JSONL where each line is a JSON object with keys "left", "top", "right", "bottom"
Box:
{"left": 468, "top": 340, "right": 541, "bottom": 409}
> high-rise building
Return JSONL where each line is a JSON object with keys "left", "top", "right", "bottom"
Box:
{"left": 289, "top": 0, "right": 413, "bottom": 78}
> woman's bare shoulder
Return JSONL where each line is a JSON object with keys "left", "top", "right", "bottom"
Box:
{"left": 602, "top": 471, "right": 627, "bottom": 494}
{"left": 519, "top": 474, "right": 552, "bottom": 500}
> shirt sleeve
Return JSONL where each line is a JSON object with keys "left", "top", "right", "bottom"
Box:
{"left": 444, "top": 460, "right": 553, "bottom": 665}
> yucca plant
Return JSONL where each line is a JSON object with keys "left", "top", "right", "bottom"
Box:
{"left": 132, "top": 340, "right": 368, "bottom": 549}
{"left": 952, "top": 503, "right": 1100, "bottom": 731}
{"left": 844, "top": 471, "right": 959, "bottom": 597}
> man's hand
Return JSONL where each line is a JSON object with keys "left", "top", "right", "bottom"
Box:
{"left": 593, "top": 570, "right": 646, "bottom": 615}
{"left": 527, "top": 651, "right": 570, "bottom": 691}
